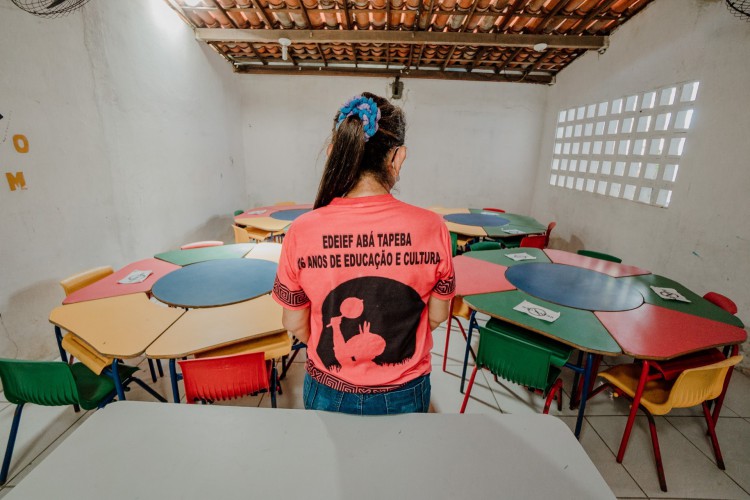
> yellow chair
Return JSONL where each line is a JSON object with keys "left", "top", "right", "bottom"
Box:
{"left": 595, "top": 355, "right": 743, "bottom": 492}
{"left": 232, "top": 223, "right": 274, "bottom": 243}
{"left": 59, "top": 267, "right": 162, "bottom": 382}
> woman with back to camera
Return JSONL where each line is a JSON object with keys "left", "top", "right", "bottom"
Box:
{"left": 271, "top": 93, "right": 456, "bottom": 415}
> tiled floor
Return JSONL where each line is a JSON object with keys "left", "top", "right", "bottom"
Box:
{"left": 1, "top": 318, "right": 748, "bottom": 499}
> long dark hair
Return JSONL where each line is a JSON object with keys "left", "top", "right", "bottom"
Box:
{"left": 314, "top": 92, "right": 406, "bottom": 209}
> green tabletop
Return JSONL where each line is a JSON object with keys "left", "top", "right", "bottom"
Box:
{"left": 464, "top": 290, "right": 622, "bottom": 355}
{"left": 468, "top": 209, "right": 547, "bottom": 238}
{"left": 154, "top": 243, "right": 256, "bottom": 266}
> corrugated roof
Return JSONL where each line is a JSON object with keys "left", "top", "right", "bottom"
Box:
{"left": 165, "top": 0, "right": 654, "bottom": 83}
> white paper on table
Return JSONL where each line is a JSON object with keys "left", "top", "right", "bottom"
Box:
{"left": 505, "top": 252, "right": 536, "bottom": 261}
{"left": 513, "top": 300, "right": 560, "bottom": 323}
{"left": 650, "top": 286, "right": 691, "bottom": 303}
{"left": 502, "top": 228, "right": 525, "bottom": 235}
{"left": 245, "top": 209, "right": 267, "bottom": 215}
{"left": 118, "top": 270, "right": 153, "bottom": 285}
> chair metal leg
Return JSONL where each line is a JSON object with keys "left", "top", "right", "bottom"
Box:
{"left": 574, "top": 353, "right": 594, "bottom": 439}
{"left": 54, "top": 326, "right": 68, "bottom": 364}
{"left": 644, "top": 409, "right": 667, "bottom": 492}
{"left": 460, "top": 365, "right": 480, "bottom": 413}
{"left": 569, "top": 351, "right": 584, "bottom": 409}
{"left": 270, "top": 363, "right": 278, "bottom": 408}
{"left": 128, "top": 377, "right": 167, "bottom": 403}
{"left": 712, "top": 344, "right": 739, "bottom": 426}
{"left": 442, "top": 307, "right": 455, "bottom": 372}
{"left": 459, "top": 311, "right": 478, "bottom": 393}
{"left": 156, "top": 359, "right": 164, "bottom": 378}
{"left": 617, "top": 360, "right": 650, "bottom": 462}
{"left": 148, "top": 359, "right": 157, "bottom": 383}
{"left": 544, "top": 379, "right": 563, "bottom": 414}
{"left": 1, "top": 404, "right": 24, "bottom": 486}
{"left": 703, "top": 402, "right": 725, "bottom": 470}
{"left": 169, "top": 359, "right": 181, "bottom": 403}
{"left": 110, "top": 359, "right": 126, "bottom": 401}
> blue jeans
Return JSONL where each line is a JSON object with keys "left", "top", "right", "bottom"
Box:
{"left": 303, "top": 373, "right": 431, "bottom": 415}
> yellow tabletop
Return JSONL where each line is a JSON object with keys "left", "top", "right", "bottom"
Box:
{"left": 145, "top": 294, "right": 285, "bottom": 359}
{"left": 235, "top": 216, "right": 291, "bottom": 232}
{"left": 244, "top": 242, "right": 282, "bottom": 263}
{"left": 49, "top": 294, "right": 185, "bottom": 359}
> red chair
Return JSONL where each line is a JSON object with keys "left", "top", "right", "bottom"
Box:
{"left": 178, "top": 351, "right": 276, "bottom": 406}
{"left": 482, "top": 207, "right": 506, "bottom": 213}
{"left": 519, "top": 234, "right": 546, "bottom": 249}
{"left": 703, "top": 292, "right": 737, "bottom": 315}
{"left": 544, "top": 221, "right": 556, "bottom": 247}
{"left": 180, "top": 241, "right": 224, "bottom": 250}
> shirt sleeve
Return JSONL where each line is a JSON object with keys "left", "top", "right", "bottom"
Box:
{"left": 271, "top": 224, "right": 311, "bottom": 310}
{"left": 430, "top": 221, "right": 456, "bottom": 300}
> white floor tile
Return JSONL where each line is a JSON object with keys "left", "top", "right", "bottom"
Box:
{"left": 589, "top": 415, "right": 750, "bottom": 499}
{"left": 665, "top": 415, "right": 750, "bottom": 494}
{"left": 558, "top": 417, "right": 647, "bottom": 498}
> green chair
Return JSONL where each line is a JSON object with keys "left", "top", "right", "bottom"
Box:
{"left": 0, "top": 359, "right": 153, "bottom": 485}
{"left": 460, "top": 318, "right": 572, "bottom": 414}
{"left": 449, "top": 231, "right": 458, "bottom": 257}
{"left": 577, "top": 249, "right": 622, "bottom": 263}
{"left": 233, "top": 209, "right": 244, "bottom": 216}
{"left": 468, "top": 241, "right": 502, "bottom": 252}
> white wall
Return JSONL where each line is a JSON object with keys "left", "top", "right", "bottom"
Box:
{"left": 239, "top": 75, "right": 546, "bottom": 211}
{"left": 531, "top": 0, "right": 750, "bottom": 363}
{"left": 0, "top": 0, "right": 245, "bottom": 359}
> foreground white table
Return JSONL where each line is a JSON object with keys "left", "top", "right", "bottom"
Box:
{"left": 7, "top": 402, "right": 613, "bottom": 499}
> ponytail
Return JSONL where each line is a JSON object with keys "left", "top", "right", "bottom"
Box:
{"left": 314, "top": 93, "right": 406, "bottom": 209}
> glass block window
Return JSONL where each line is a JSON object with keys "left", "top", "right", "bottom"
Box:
{"left": 549, "top": 81, "right": 699, "bottom": 208}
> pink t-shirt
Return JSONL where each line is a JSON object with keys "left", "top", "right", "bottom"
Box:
{"left": 272, "top": 194, "right": 455, "bottom": 392}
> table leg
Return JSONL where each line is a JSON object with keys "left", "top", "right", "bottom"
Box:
{"left": 712, "top": 344, "right": 739, "bottom": 425}
{"left": 111, "top": 359, "right": 126, "bottom": 402}
{"left": 459, "top": 311, "right": 477, "bottom": 394}
{"left": 54, "top": 326, "right": 68, "bottom": 364}
{"left": 569, "top": 351, "right": 584, "bottom": 409}
{"left": 616, "top": 360, "right": 650, "bottom": 463}
{"left": 169, "top": 359, "right": 181, "bottom": 403}
{"left": 574, "top": 353, "right": 594, "bottom": 439}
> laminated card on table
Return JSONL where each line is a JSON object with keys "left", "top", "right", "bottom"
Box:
{"left": 502, "top": 228, "right": 525, "bottom": 234}
{"left": 117, "top": 270, "right": 153, "bottom": 285}
{"left": 650, "top": 286, "right": 691, "bottom": 303}
{"left": 513, "top": 300, "right": 560, "bottom": 323}
{"left": 505, "top": 252, "right": 537, "bottom": 261}
{"left": 246, "top": 209, "right": 267, "bottom": 215}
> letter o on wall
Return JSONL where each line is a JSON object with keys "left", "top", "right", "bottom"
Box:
{"left": 13, "top": 135, "right": 29, "bottom": 154}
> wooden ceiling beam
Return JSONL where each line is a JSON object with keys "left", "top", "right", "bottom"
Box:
{"left": 250, "top": 0, "right": 276, "bottom": 29}
{"left": 196, "top": 29, "right": 607, "bottom": 49}
{"left": 235, "top": 65, "right": 553, "bottom": 84}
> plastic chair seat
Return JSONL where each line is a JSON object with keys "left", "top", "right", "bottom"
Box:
{"left": 481, "top": 318, "right": 572, "bottom": 392}
{"left": 576, "top": 250, "right": 622, "bottom": 263}
{"left": 468, "top": 241, "right": 502, "bottom": 252}
{"left": 70, "top": 363, "right": 138, "bottom": 410}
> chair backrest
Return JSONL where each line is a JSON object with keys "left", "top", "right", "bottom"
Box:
{"left": 449, "top": 231, "right": 458, "bottom": 257}
{"left": 666, "top": 355, "right": 743, "bottom": 409}
{"left": 469, "top": 241, "right": 502, "bottom": 252}
{"left": 477, "top": 320, "right": 572, "bottom": 391}
{"left": 577, "top": 249, "right": 622, "bottom": 263}
{"left": 233, "top": 224, "right": 252, "bottom": 244}
{"left": 0, "top": 359, "right": 80, "bottom": 406}
{"left": 482, "top": 207, "right": 506, "bottom": 213}
{"left": 703, "top": 292, "right": 738, "bottom": 315}
{"left": 59, "top": 266, "right": 114, "bottom": 296}
{"left": 178, "top": 352, "right": 269, "bottom": 404}
{"left": 519, "top": 234, "right": 546, "bottom": 249}
{"left": 544, "top": 221, "right": 557, "bottom": 247}
{"left": 180, "top": 241, "right": 224, "bottom": 250}
{"left": 234, "top": 209, "right": 245, "bottom": 216}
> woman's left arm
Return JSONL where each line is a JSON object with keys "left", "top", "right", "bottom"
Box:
{"left": 428, "top": 296, "right": 451, "bottom": 331}
{"left": 282, "top": 307, "right": 311, "bottom": 343}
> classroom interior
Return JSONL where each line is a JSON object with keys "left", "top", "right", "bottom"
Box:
{"left": 1, "top": 0, "right": 749, "bottom": 498}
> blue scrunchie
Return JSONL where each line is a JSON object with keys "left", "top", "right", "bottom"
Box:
{"left": 336, "top": 96, "right": 381, "bottom": 141}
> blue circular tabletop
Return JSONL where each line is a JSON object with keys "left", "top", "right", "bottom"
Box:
{"left": 152, "top": 259, "right": 277, "bottom": 308}
{"left": 444, "top": 213, "right": 509, "bottom": 227}
{"left": 505, "top": 263, "right": 644, "bottom": 312}
{"left": 271, "top": 208, "right": 311, "bottom": 221}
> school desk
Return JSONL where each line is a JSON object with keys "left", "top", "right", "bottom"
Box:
{"left": 62, "top": 258, "right": 180, "bottom": 305}
{"left": 5, "top": 402, "right": 615, "bottom": 500}
{"left": 145, "top": 294, "right": 288, "bottom": 402}
{"left": 234, "top": 203, "right": 313, "bottom": 234}
{"left": 430, "top": 206, "right": 547, "bottom": 241}
{"left": 456, "top": 248, "right": 746, "bottom": 438}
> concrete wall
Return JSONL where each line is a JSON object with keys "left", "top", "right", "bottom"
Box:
{"left": 239, "top": 76, "right": 546, "bottom": 211}
{"left": 0, "top": 0, "right": 245, "bottom": 359}
{"left": 531, "top": 0, "right": 750, "bottom": 364}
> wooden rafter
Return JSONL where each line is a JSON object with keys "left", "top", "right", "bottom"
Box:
{"left": 206, "top": 0, "right": 267, "bottom": 65}
{"left": 250, "top": 0, "right": 275, "bottom": 28}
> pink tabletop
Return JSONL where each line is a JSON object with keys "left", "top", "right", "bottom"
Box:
{"left": 595, "top": 303, "right": 748, "bottom": 360}
{"left": 544, "top": 249, "right": 650, "bottom": 278}
{"left": 63, "top": 258, "right": 181, "bottom": 305}
{"left": 234, "top": 204, "right": 313, "bottom": 222}
{"left": 453, "top": 255, "right": 515, "bottom": 297}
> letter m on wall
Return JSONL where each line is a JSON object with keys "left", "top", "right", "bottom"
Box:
{"left": 6, "top": 172, "right": 27, "bottom": 191}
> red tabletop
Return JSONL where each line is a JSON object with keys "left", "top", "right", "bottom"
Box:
{"left": 595, "top": 304, "right": 747, "bottom": 360}
{"left": 62, "top": 258, "right": 181, "bottom": 305}
{"left": 453, "top": 255, "right": 515, "bottom": 297}
{"left": 544, "top": 249, "right": 650, "bottom": 278}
